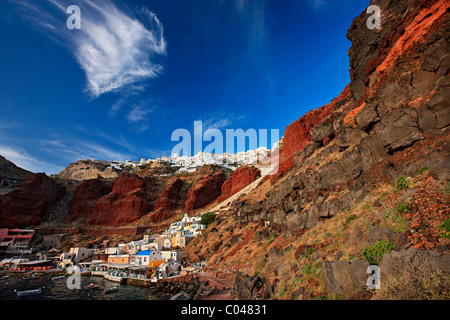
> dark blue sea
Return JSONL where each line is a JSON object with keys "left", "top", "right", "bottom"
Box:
{"left": 0, "top": 273, "right": 159, "bottom": 300}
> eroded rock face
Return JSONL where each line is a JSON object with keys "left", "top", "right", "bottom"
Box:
{"left": 57, "top": 160, "right": 120, "bottom": 181}
{"left": 67, "top": 179, "right": 113, "bottom": 222}
{"left": 86, "top": 174, "right": 159, "bottom": 226}
{"left": 0, "top": 173, "right": 65, "bottom": 228}
{"left": 149, "top": 178, "right": 185, "bottom": 223}
{"left": 181, "top": 0, "right": 450, "bottom": 301}
{"left": 154, "top": 178, "right": 184, "bottom": 212}
{"left": 277, "top": 85, "right": 352, "bottom": 176}
{"left": 0, "top": 155, "right": 32, "bottom": 182}
{"left": 218, "top": 166, "right": 261, "bottom": 203}
{"left": 63, "top": 168, "right": 230, "bottom": 226}
{"left": 184, "top": 172, "right": 227, "bottom": 211}
{"left": 229, "top": 0, "right": 450, "bottom": 234}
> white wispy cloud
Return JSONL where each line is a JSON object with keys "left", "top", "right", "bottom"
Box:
{"left": 19, "top": 0, "right": 167, "bottom": 99}
{"left": 38, "top": 138, "right": 132, "bottom": 162}
{"left": 126, "top": 103, "right": 154, "bottom": 132}
{"left": 202, "top": 117, "right": 233, "bottom": 131}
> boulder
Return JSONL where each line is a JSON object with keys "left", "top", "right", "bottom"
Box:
{"left": 170, "top": 291, "right": 192, "bottom": 300}
{"left": 379, "top": 247, "right": 450, "bottom": 278}
{"left": 322, "top": 260, "right": 370, "bottom": 295}
{"left": 355, "top": 103, "right": 380, "bottom": 131}
{"left": 334, "top": 128, "right": 368, "bottom": 148}
{"left": 364, "top": 227, "right": 398, "bottom": 247}
{"left": 233, "top": 273, "right": 269, "bottom": 300}
{"left": 378, "top": 109, "right": 425, "bottom": 151}
{"left": 379, "top": 82, "right": 409, "bottom": 108}
{"left": 311, "top": 122, "right": 335, "bottom": 143}
{"left": 411, "top": 70, "right": 439, "bottom": 96}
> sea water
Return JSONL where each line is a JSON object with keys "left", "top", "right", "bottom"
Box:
{"left": 0, "top": 274, "right": 159, "bottom": 300}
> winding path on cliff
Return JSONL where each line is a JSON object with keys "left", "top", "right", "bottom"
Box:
{"left": 197, "top": 271, "right": 235, "bottom": 300}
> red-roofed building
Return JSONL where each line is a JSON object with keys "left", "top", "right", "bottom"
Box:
{"left": 0, "top": 228, "right": 35, "bottom": 257}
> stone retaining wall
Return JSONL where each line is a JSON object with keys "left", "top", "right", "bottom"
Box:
{"left": 158, "top": 273, "right": 229, "bottom": 290}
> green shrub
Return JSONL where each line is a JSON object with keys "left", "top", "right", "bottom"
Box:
{"left": 200, "top": 212, "right": 217, "bottom": 226}
{"left": 395, "top": 203, "right": 411, "bottom": 213}
{"left": 396, "top": 176, "right": 409, "bottom": 191}
{"left": 361, "top": 240, "right": 395, "bottom": 265}
{"left": 419, "top": 166, "right": 429, "bottom": 174}
{"left": 345, "top": 214, "right": 356, "bottom": 226}
{"left": 364, "top": 203, "right": 373, "bottom": 212}
{"left": 442, "top": 182, "right": 450, "bottom": 195}
{"left": 382, "top": 209, "right": 409, "bottom": 234}
{"left": 439, "top": 218, "right": 450, "bottom": 239}
{"left": 379, "top": 191, "right": 390, "bottom": 200}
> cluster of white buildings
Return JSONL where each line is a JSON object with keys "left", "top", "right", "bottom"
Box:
{"left": 57, "top": 213, "right": 207, "bottom": 282}
{"left": 107, "top": 143, "right": 282, "bottom": 175}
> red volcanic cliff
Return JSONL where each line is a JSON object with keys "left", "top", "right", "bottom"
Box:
{"left": 154, "top": 178, "right": 184, "bottom": 212}
{"left": 67, "top": 179, "right": 113, "bottom": 222}
{"left": 86, "top": 174, "right": 159, "bottom": 226}
{"left": 0, "top": 173, "right": 65, "bottom": 228}
{"left": 148, "top": 178, "right": 185, "bottom": 223}
{"left": 277, "top": 84, "right": 352, "bottom": 176}
{"left": 185, "top": 172, "right": 227, "bottom": 211}
{"left": 218, "top": 166, "right": 261, "bottom": 203}
{"left": 64, "top": 170, "right": 228, "bottom": 225}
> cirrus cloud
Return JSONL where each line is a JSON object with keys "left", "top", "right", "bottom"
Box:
{"left": 18, "top": 0, "right": 167, "bottom": 99}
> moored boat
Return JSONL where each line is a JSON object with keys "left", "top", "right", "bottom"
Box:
{"left": 15, "top": 288, "right": 43, "bottom": 297}
{"left": 104, "top": 286, "right": 119, "bottom": 294}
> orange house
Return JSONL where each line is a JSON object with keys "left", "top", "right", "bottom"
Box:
{"left": 107, "top": 255, "right": 130, "bottom": 264}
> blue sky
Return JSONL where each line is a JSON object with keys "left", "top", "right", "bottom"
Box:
{"left": 0, "top": 0, "right": 369, "bottom": 174}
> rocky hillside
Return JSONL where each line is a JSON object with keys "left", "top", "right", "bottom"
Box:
{"left": 183, "top": 0, "right": 450, "bottom": 300}
{"left": 0, "top": 155, "right": 263, "bottom": 229}
{"left": 0, "top": 155, "right": 33, "bottom": 196}
{"left": 0, "top": 173, "right": 66, "bottom": 228}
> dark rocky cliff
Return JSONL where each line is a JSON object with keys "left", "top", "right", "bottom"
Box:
{"left": 183, "top": 0, "right": 450, "bottom": 300}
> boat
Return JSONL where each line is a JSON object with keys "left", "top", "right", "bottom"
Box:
{"left": 0, "top": 275, "right": 9, "bottom": 280}
{"left": 84, "top": 283, "right": 100, "bottom": 290}
{"left": 104, "top": 273, "right": 126, "bottom": 283}
{"left": 15, "top": 288, "right": 43, "bottom": 297}
{"left": 104, "top": 286, "right": 119, "bottom": 294}
{"left": 51, "top": 275, "right": 65, "bottom": 281}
